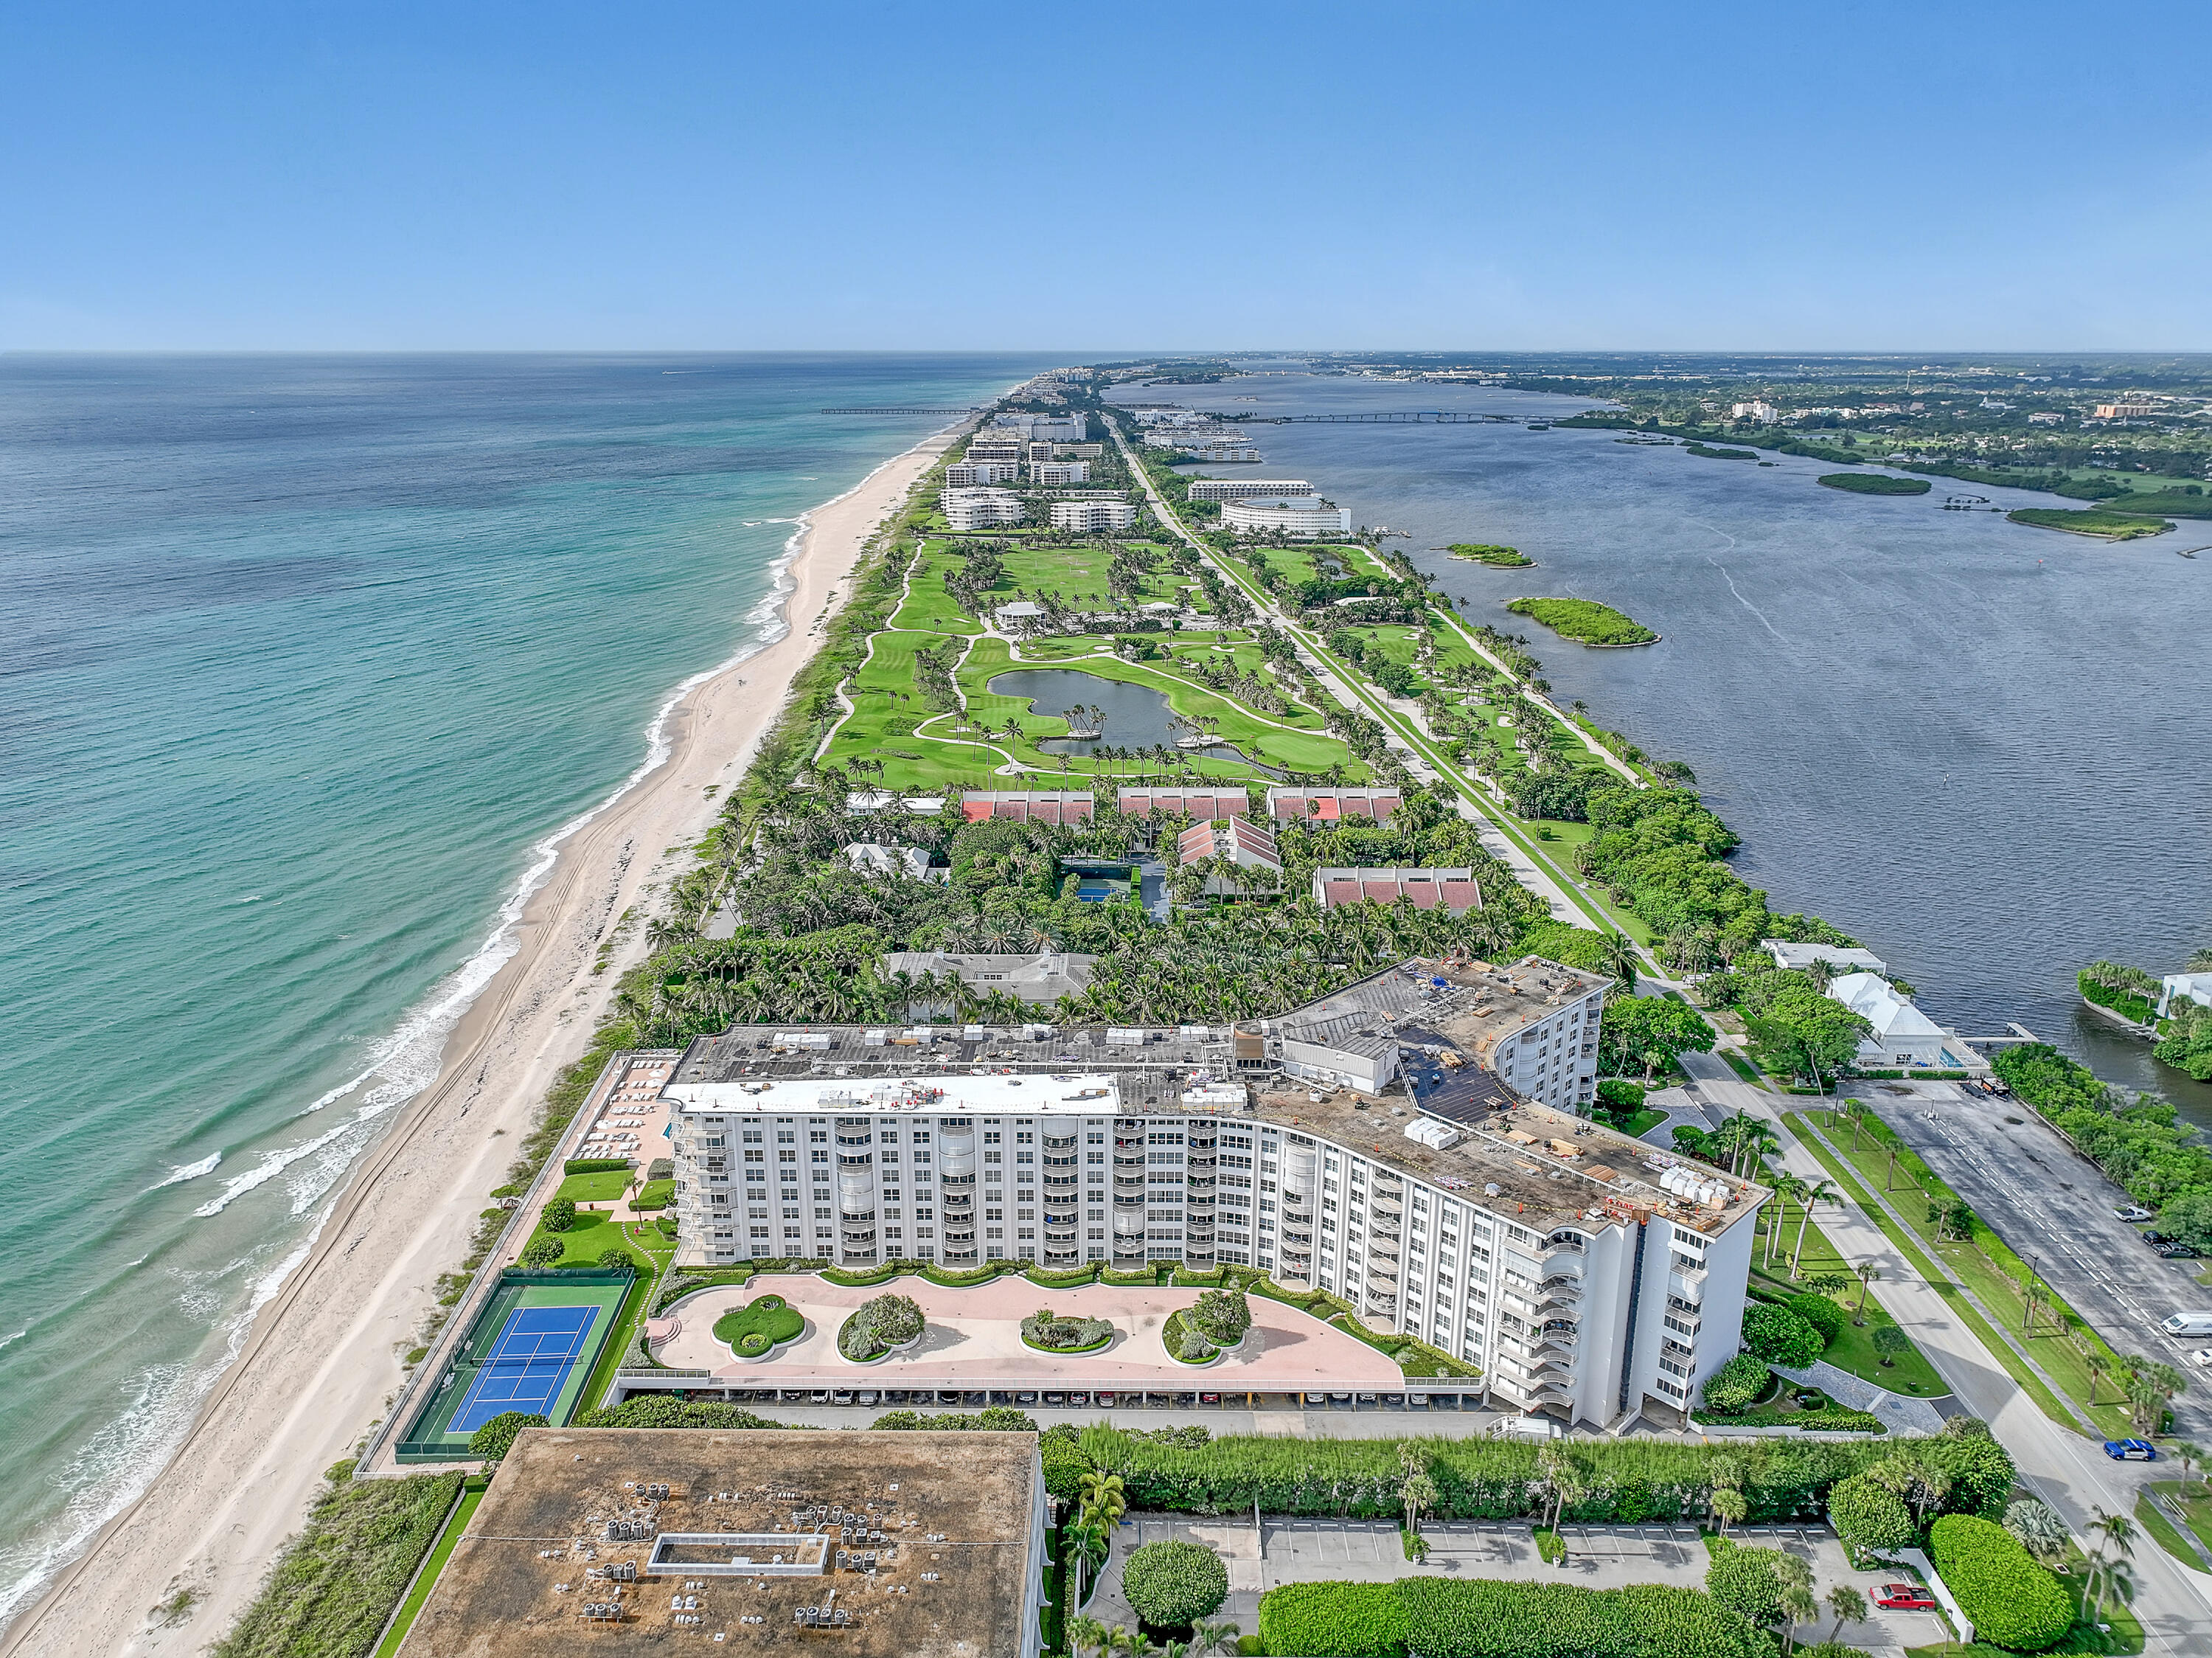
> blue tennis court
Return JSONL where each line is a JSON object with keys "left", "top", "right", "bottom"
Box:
{"left": 449, "top": 1304, "right": 603, "bottom": 1432}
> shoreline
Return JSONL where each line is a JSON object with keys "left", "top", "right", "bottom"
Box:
{"left": 0, "top": 417, "right": 970, "bottom": 1658}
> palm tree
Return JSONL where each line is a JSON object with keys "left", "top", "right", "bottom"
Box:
{"left": 1189, "top": 1621, "right": 1241, "bottom": 1657}
{"left": 1764, "top": 1172, "right": 1807, "bottom": 1269}
{"left": 1597, "top": 932, "right": 1639, "bottom": 993}
{"left": 2090, "top": 1505, "right": 2137, "bottom": 1562}
{"left": 1068, "top": 1614, "right": 1110, "bottom": 1658}
{"left": 1823, "top": 1584, "right": 1868, "bottom": 1643}
{"left": 1852, "top": 1262, "right": 1880, "bottom": 1323}
{"left": 1778, "top": 1581, "right": 1820, "bottom": 1657}
{"left": 1708, "top": 1485, "right": 1747, "bottom": 1539}
{"left": 1790, "top": 1178, "right": 1839, "bottom": 1274}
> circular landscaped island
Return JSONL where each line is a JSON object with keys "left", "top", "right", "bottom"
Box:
{"left": 1161, "top": 1288, "right": 1253, "bottom": 1367}
{"left": 838, "top": 1291, "right": 927, "bottom": 1363}
{"left": 712, "top": 1292, "right": 805, "bottom": 1362}
{"left": 1020, "top": 1305, "right": 1114, "bottom": 1355}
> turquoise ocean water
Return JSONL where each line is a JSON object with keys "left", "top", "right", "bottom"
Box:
{"left": 0, "top": 353, "right": 1058, "bottom": 1617}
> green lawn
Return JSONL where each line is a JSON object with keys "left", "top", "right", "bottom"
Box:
{"left": 557, "top": 1169, "right": 631, "bottom": 1205}
{"left": 372, "top": 1478, "right": 486, "bottom": 1658}
{"left": 1749, "top": 1211, "right": 1946, "bottom": 1395}
{"left": 2147, "top": 1480, "right": 2212, "bottom": 1562}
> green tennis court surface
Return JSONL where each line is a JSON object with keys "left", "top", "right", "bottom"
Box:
{"left": 397, "top": 1269, "right": 631, "bottom": 1461}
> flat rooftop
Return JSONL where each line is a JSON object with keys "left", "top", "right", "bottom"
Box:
{"left": 1246, "top": 1088, "right": 1765, "bottom": 1237}
{"left": 398, "top": 1429, "right": 1037, "bottom": 1657}
{"left": 1276, "top": 957, "right": 1609, "bottom": 1064}
{"left": 670, "top": 1024, "right": 1237, "bottom": 1106}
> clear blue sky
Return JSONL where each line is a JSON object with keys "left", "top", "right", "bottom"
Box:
{"left": 6, "top": 1, "right": 2209, "bottom": 351}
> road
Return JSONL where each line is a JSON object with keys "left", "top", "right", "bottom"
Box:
{"left": 1107, "top": 414, "right": 1644, "bottom": 947}
{"left": 1856, "top": 1078, "right": 2212, "bottom": 1438}
{"left": 1679, "top": 1048, "right": 2212, "bottom": 1650}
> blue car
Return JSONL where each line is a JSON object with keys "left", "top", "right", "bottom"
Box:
{"left": 2104, "top": 1438, "right": 2158, "bottom": 1460}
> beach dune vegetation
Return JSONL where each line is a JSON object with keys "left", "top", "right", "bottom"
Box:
{"left": 1506, "top": 597, "right": 1658, "bottom": 647}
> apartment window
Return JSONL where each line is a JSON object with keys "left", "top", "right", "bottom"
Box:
{"left": 984, "top": 1131, "right": 1001, "bottom": 1145}
{"left": 809, "top": 1130, "right": 827, "bottom": 1144}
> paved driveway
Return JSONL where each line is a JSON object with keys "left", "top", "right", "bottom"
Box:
{"left": 1079, "top": 1514, "right": 1942, "bottom": 1652}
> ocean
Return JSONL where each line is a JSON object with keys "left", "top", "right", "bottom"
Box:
{"left": 0, "top": 352, "right": 1058, "bottom": 1618}
{"left": 1124, "top": 371, "right": 2212, "bottom": 1117}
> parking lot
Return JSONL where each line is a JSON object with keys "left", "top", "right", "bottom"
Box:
{"left": 1082, "top": 1516, "right": 1947, "bottom": 1651}
{"left": 1861, "top": 1081, "right": 2212, "bottom": 1435}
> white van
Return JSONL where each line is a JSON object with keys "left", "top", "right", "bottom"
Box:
{"left": 2161, "top": 1312, "right": 2212, "bottom": 1336}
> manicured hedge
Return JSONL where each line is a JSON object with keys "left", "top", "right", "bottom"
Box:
{"left": 1256, "top": 1580, "right": 1769, "bottom": 1658}
{"left": 1930, "top": 1514, "right": 2073, "bottom": 1651}
{"left": 1827, "top": 1472, "right": 1913, "bottom": 1558}
{"left": 1742, "top": 1303, "right": 1824, "bottom": 1367}
{"left": 563, "top": 1156, "right": 633, "bottom": 1174}
{"left": 1701, "top": 1354, "right": 1770, "bottom": 1414}
{"left": 1122, "top": 1538, "right": 1230, "bottom": 1629}
{"left": 1256, "top": 1581, "right": 1408, "bottom": 1657}
{"left": 1102, "top": 1430, "right": 2011, "bottom": 1525}
{"left": 1783, "top": 1292, "right": 1845, "bottom": 1347}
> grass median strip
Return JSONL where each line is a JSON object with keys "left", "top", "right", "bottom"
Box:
{"left": 1784, "top": 1112, "right": 2088, "bottom": 1433}
{"left": 1794, "top": 1106, "right": 2136, "bottom": 1437}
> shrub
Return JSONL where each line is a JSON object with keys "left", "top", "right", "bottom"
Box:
{"left": 1826, "top": 1474, "right": 1915, "bottom": 1558}
{"left": 1929, "top": 1514, "right": 2072, "bottom": 1651}
{"left": 840, "top": 1292, "right": 925, "bottom": 1359}
{"left": 1041, "top": 1432, "right": 1089, "bottom": 1501}
{"left": 563, "top": 1156, "right": 632, "bottom": 1174}
{"left": 1597, "top": 1077, "right": 1648, "bottom": 1112}
{"left": 1257, "top": 1581, "right": 1408, "bottom": 1658}
{"left": 1179, "top": 1322, "right": 1214, "bottom": 1362}
{"left": 1188, "top": 1288, "right": 1253, "bottom": 1347}
{"left": 1742, "top": 1304, "right": 1824, "bottom": 1368}
{"left": 519, "top": 1235, "right": 565, "bottom": 1268}
{"left": 1870, "top": 1325, "right": 1912, "bottom": 1366}
{"left": 1020, "top": 1306, "right": 1113, "bottom": 1351}
{"left": 870, "top": 1406, "right": 1037, "bottom": 1433}
{"left": 1121, "top": 1539, "right": 1229, "bottom": 1630}
{"left": 1701, "top": 1355, "right": 1770, "bottom": 1414}
{"left": 467, "top": 1411, "right": 546, "bottom": 1462}
{"left": 1257, "top": 1579, "right": 1771, "bottom": 1658}
{"left": 1703, "top": 1537, "right": 1790, "bottom": 1626}
{"left": 543, "top": 1197, "right": 577, "bottom": 1233}
{"left": 573, "top": 1397, "right": 788, "bottom": 1430}
{"left": 1784, "top": 1293, "right": 1844, "bottom": 1348}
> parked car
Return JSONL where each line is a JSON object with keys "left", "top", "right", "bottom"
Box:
{"left": 1199, "top": 1392, "right": 1220, "bottom": 1406}
{"left": 2163, "top": 1312, "right": 2212, "bottom": 1336}
{"left": 2157, "top": 1243, "right": 2201, "bottom": 1259}
{"left": 855, "top": 1390, "right": 878, "bottom": 1406}
{"left": 1874, "top": 1584, "right": 1938, "bottom": 1611}
{"left": 2104, "top": 1438, "right": 2158, "bottom": 1460}
{"left": 830, "top": 1390, "right": 853, "bottom": 1406}
{"left": 2189, "top": 1349, "right": 2212, "bottom": 1368}
{"left": 2140, "top": 1231, "right": 2174, "bottom": 1247}
{"left": 2116, "top": 1204, "right": 2156, "bottom": 1222}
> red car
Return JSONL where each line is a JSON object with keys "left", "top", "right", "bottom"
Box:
{"left": 1875, "top": 1584, "right": 1938, "bottom": 1611}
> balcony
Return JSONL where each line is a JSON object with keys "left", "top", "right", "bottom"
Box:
{"left": 1669, "top": 1266, "right": 1708, "bottom": 1303}
{"left": 1665, "top": 1296, "right": 1703, "bottom": 1325}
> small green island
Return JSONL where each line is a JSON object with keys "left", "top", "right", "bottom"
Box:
{"left": 1818, "top": 472, "right": 1930, "bottom": 496}
{"left": 1447, "top": 542, "right": 1534, "bottom": 567}
{"left": 1506, "top": 596, "right": 1659, "bottom": 646}
{"left": 712, "top": 1292, "right": 805, "bottom": 1359}
{"left": 1686, "top": 442, "right": 1759, "bottom": 461}
{"left": 2007, "top": 507, "right": 2175, "bottom": 540}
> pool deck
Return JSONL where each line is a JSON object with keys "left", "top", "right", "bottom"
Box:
{"left": 652, "top": 1274, "right": 1405, "bottom": 1390}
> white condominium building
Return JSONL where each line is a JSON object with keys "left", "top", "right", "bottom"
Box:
{"left": 1222, "top": 496, "right": 1353, "bottom": 538}
{"left": 946, "top": 460, "right": 1020, "bottom": 487}
{"left": 993, "top": 413, "right": 1089, "bottom": 443}
{"left": 965, "top": 436, "right": 1027, "bottom": 463}
{"left": 1029, "top": 459, "right": 1091, "bottom": 485}
{"left": 1050, "top": 499, "right": 1137, "bottom": 532}
{"left": 942, "top": 488, "right": 1026, "bottom": 530}
{"left": 655, "top": 961, "right": 1760, "bottom": 1428}
{"left": 1186, "top": 479, "right": 1313, "bottom": 502}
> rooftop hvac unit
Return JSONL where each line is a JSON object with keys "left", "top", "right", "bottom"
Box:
{"left": 1023, "top": 1023, "right": 1054, "bottom": 1041}
{"left": 962, "top": 1024, "right": 987, "bottom": 1039}
{"left": 1179, "top": 1024, "right": 1211, "bottom": 1039}
{"left": 1104, "top": 1027, "right": 1148, "bottom": 1047}
{"left": 863, "top": 1029, "right": 889, "bottom": 1047}
{"left": 773, "top": 1032, "right": 832, "bottom": 1050}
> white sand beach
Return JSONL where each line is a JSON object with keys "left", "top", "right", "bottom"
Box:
{"left": 0, "top": 422, "right": 966, "bottom": 1658}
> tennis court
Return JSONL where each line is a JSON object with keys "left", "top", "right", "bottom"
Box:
{"left": 396, "top": 1266, "right": 633, "bottom": 1461}
{"left": 449, "top": 1305, "right": 603, "bottom": 1432}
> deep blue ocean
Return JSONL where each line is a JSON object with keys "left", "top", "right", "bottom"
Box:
{"left": 0, "top": 353, "right": 1057, "bottom": 1616}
